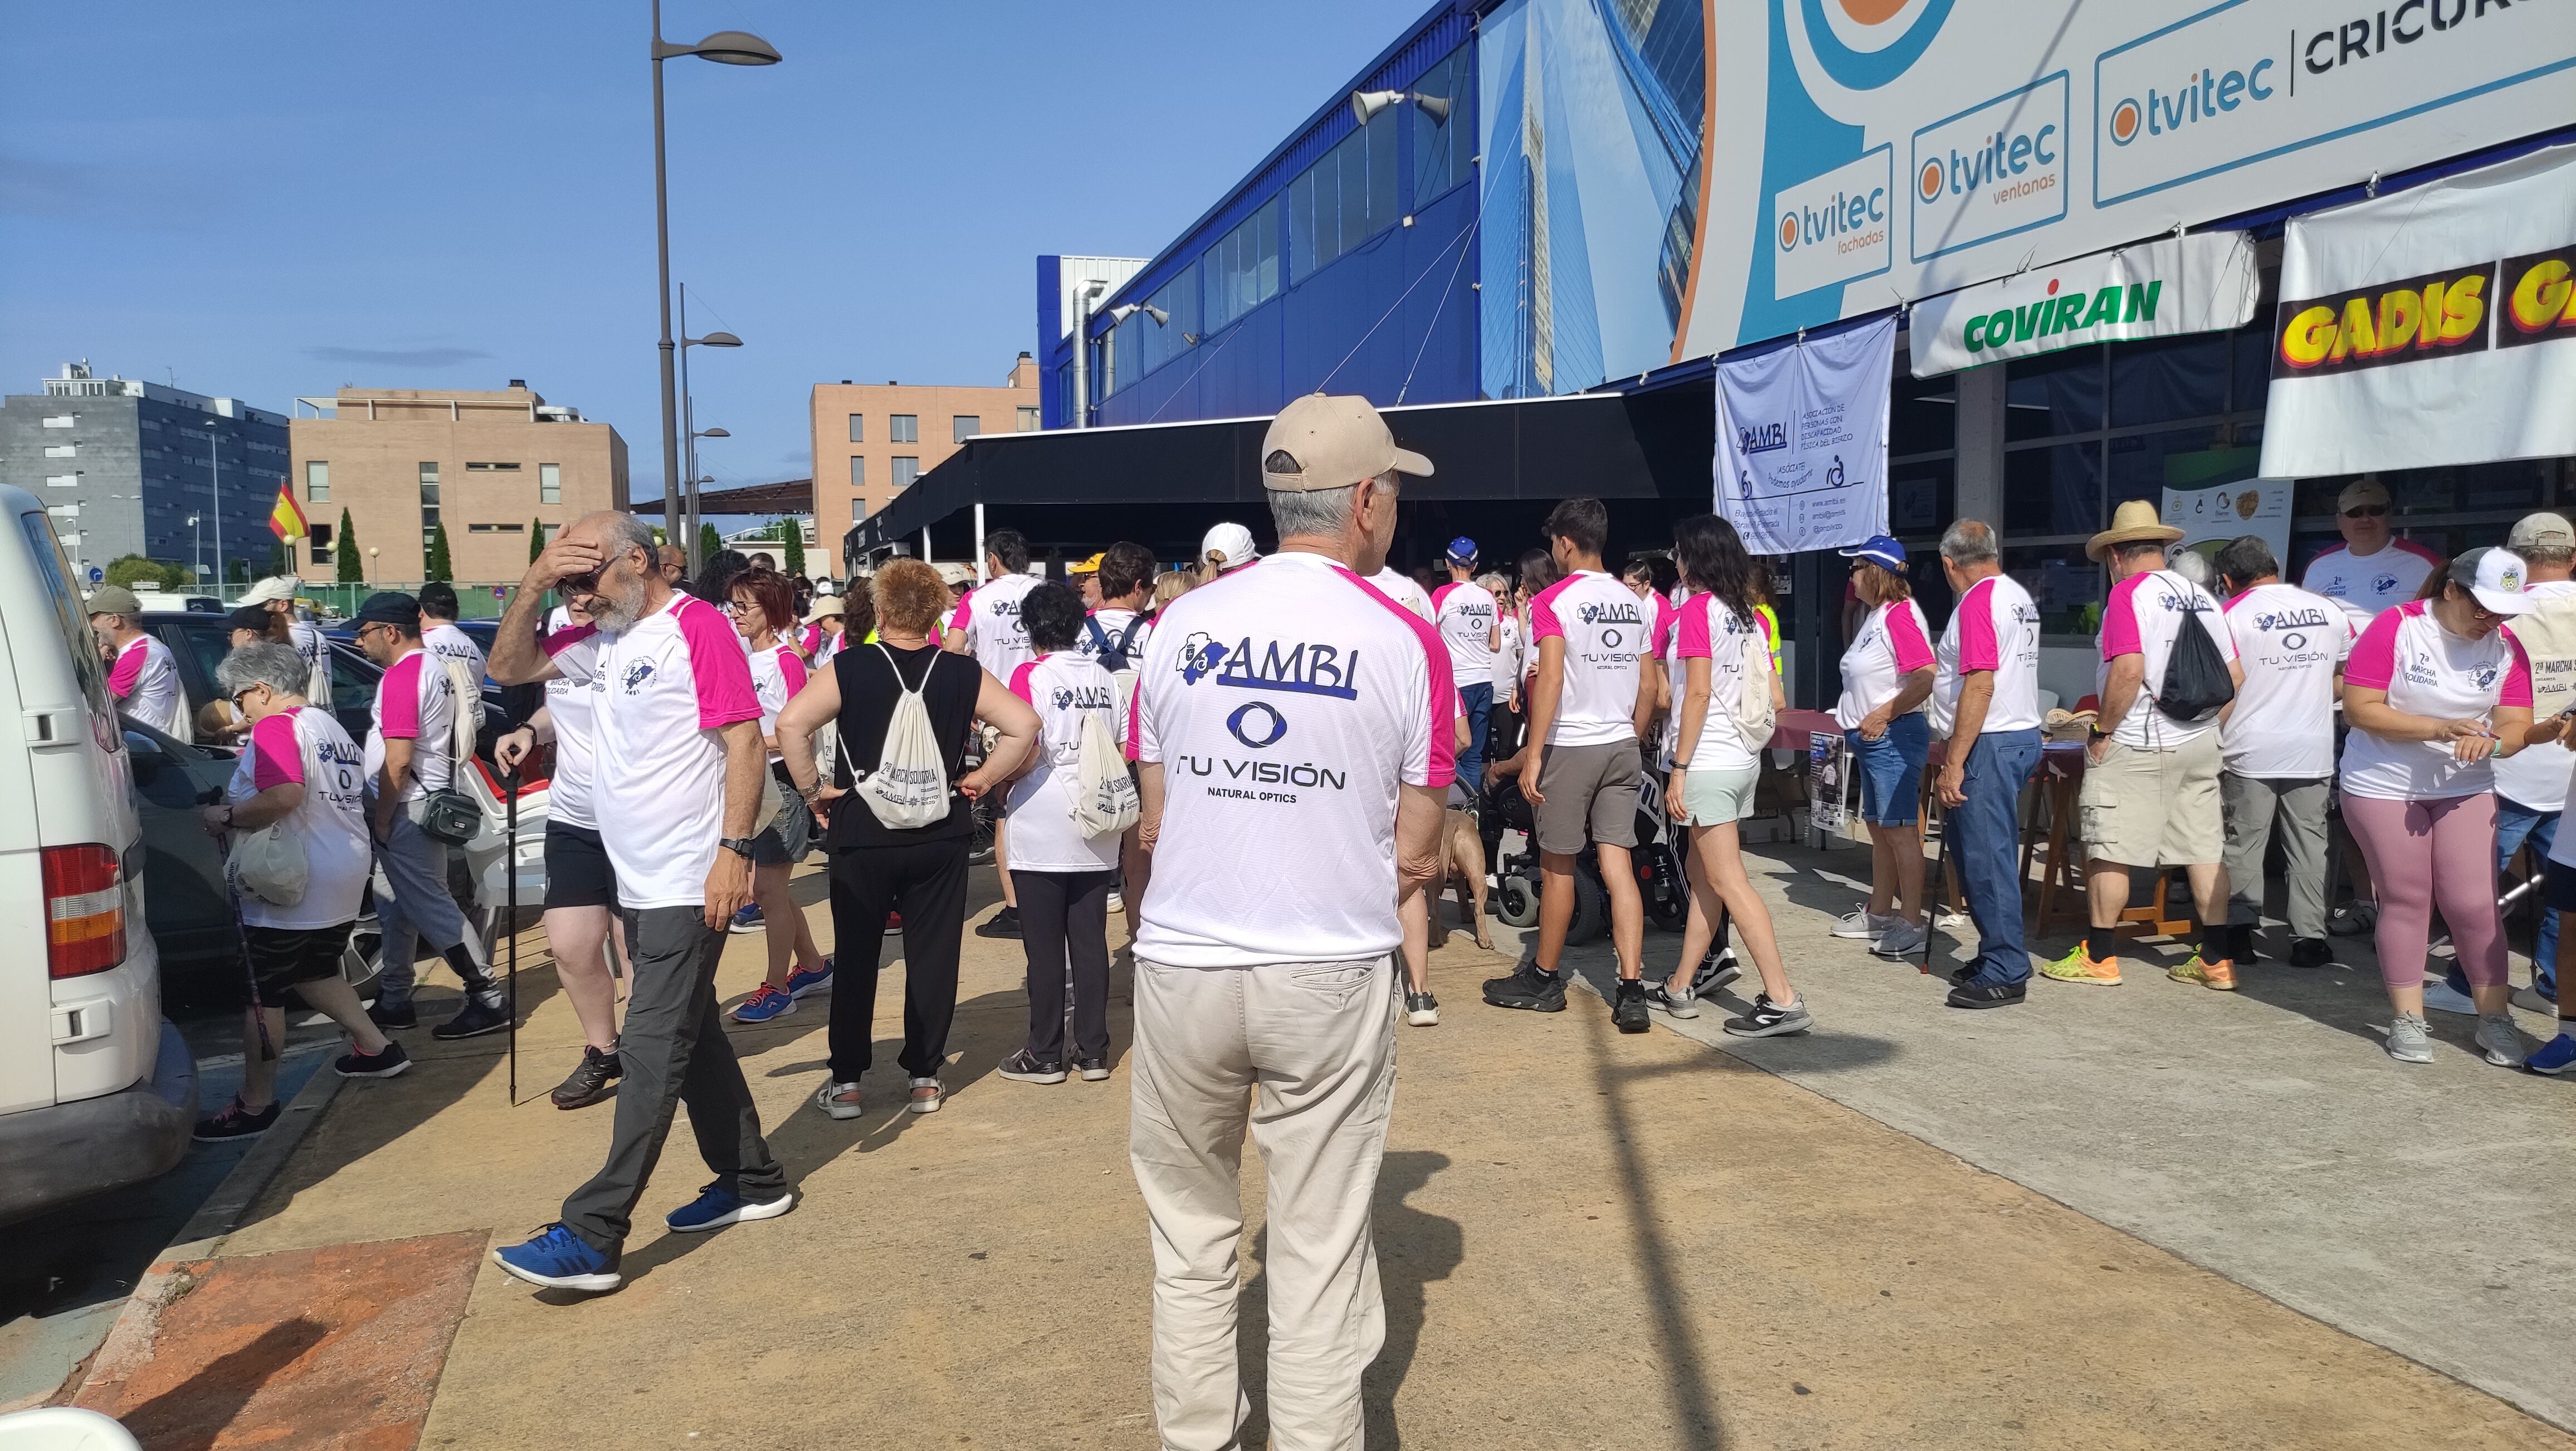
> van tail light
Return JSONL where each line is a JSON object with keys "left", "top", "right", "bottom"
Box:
{"left": 43, "top": 844, "right": 126, "bottom": 979}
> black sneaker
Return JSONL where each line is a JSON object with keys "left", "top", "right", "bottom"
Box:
{"left": 974, "top": 905, "right": 1023, "bottom": 940}
{"left": 550, "top": 1045, "right": 621, "bottom": 1109}
{"left": 336, "top": 1040, "right": 412, "bottom": 1078}
{"left": 2288, "top": 937, "right": 2334, "bottom": 970}
{"left": 194, "top": 1096, "right": 281, "bottom": 1142}
{"left": 997, "top": 1048, "right": 1067, "bottom": 1084}
{"left": 367, "top": 998, "right": 417, "bottom": 1031}
{"left": 1945, "top": 979, "right": 2027, "bottom": 1010}
{"left": 1690, "top": 947, "right": 1741, "bottom": 996}
{"left": 1075, "top": 1056, "right": 1110, "bottom": 1082}
{"left": 1612, "top": 978, "right": 1650, "bottom": 1034}
{"left": 432, "top": 997, "right": 512, "bottom": 1041}
{"left": 1404, "top": 989, "right": 1440, "bottom": 1026}
{"left": 1482, "top": 963, "right": 1566, "bottom": 1012}
{"left": 1722, "top": 992, "right": 1812, "bottom": 1038}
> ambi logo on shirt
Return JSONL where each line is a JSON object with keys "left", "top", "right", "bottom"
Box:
{"left": 1772, "top": 146, "right": 1892, "bottom": 300}
{"left": 1910, "top": 74, "right": 2068, "bottom": 263}
{"left": 1174, "top": 632, "right": 1362, "bottom": 700}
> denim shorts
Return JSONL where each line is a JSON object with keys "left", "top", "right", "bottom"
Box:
{"left": 1847, "top": 713, "right": 1930, "bottom": 827}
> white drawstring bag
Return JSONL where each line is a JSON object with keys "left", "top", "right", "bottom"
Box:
{"left": 228, "top": 716, "right": 314, "bottom": 906}
{"left": 854, "top": 644, "right": 953, "bottom": 830}
{"left": 1072, "top": 704, "right": 1140, "bottom": 839}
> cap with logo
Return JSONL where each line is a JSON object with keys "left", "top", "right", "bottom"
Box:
{"left": 1201, "top": 522, "right": 1259, "bottom": 573}
{"left": 353, "top": 592, "right": 423, "bottom": 630}
{"left": 1069, "top": 552, "right": 1104, "bottom": 576}
{"left": 1837, "top": 534, "right": 1907, "bottom": 573}
{"left": 2338, "top": 477, "right": 2392, "bottom": 512}
{"left": 1444, "top": 536, "right": 1477, "bottom": 566}
{"left": 84, "top": 585, "right": 142, "bottom": 618}
{"left": 2450, "top": 547, "right": 2534, "bottom": 615}
{"left": 1258, "top": 392, "right": 1433, "bottom": 493}
{"left": 2508, "top": 512, "right": 2575, "bottom": 551}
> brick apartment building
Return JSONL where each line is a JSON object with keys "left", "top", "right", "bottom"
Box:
{"left": 809, "top": 354, "right": 1039, "bottom": 539}
{"left": 289, "top": 382, "right": 626, "bottom": 583}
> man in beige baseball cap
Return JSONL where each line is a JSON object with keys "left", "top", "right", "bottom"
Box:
{"left": 1255, "top": 392, "right": 1433, "bottom": 578}
{"left": 2302, "top": 473, "right": 2442, "bottom": 626}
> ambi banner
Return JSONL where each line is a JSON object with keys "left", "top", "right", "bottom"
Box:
{"left": 2261, "top": 144, "right": 2576, "bottom": 477}
{"left": 1714, "top": 314, "right": 1894, "bottom": 554}
{"left": 1909, "top": 231, "right": 2261, "bottom": 377}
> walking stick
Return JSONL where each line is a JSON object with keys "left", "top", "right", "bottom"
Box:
{"left": 505, "top": 765, "right": 519, "bottom": 1104}
{"left": 1921, "top": 804, "right": 1951, "bottom": 976}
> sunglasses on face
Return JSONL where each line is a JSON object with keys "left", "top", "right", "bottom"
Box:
{"left": 229, "top": 684, "right": 267, "bottom": 708}
{"left": 2343, "top": 504, "right": 2389, "bottom": 519}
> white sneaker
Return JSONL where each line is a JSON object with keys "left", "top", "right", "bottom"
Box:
{"left": 1871, "top": 921, "right": 1929, "bottom": 958}
{"left": 1831, "top": 909, "right": 1900, "bottom": 940}
{"left": 1106, "top": 890, "right": 1126, "bottom": 914}
{"left": 2475, "top": 1013, "right": 2527, "bottom": 1068}
{"left": 2385, "top": 1012, "right": 2434, "bottom": 1064}
{"left": 2421, "top": 978, "right": 2479, "bottom": 1016}
{"left": 1933, "top": 907, "right": 1969, "bottom": 931}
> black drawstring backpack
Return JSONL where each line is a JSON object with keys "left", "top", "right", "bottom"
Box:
{"left": 2152, "top": 575, "right": 2235, "bottom": 724}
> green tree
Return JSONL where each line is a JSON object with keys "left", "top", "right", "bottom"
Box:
{"left": 650, "top": 524, "right": 667, "bottom": 547}
{"left": 334, "top": 509, "right": 363, "bottom": 583}
{"left": 699, "top": 522, "right": 722, "bottom": 563}
{"left": 265, "top": 541, "right": 289, "bottom": 579}
{"left": 226, "top": 558, "right": 248, "bottom": 585}
{"left": 425, "top": 523, "right": 453, "bottom": 582}
{"left": 780, "top": 518, "right": 806, "bottom": 578}
{"left": 105, "top": 554, "right": 184, "bottom": 591}
{"left": 529, "top": 518, "right": 547, "bottom": 564}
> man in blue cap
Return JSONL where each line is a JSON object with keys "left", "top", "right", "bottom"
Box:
{"left": 1432, "top": 537, "right": 1500, "bottom": 794}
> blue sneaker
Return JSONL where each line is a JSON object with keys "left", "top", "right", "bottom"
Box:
{"left": 729, "top": 983, "right": 796, "bottom": 1024}
{"left": 665, "top": 1180, "right": 796, "bottom": 1234}
{"left": 492, "top": 1224, "right": 622, "bottom": 1293}
{"left": 729, "top": 903, "right": 765, "bottom": 934}
{"left": 2528, "top": 1032, "right": 2576, "bottom": 1077}
{"left": 784, "top": 957, "right": 835, "bottom": 999}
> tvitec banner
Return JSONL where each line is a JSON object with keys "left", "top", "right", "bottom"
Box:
{"left": 2261, "top": 144, "right": 2576, "bottom": 476}
{"left": 1909, "top": 231, "right": 2261, "bottom": 377}
{"left": 1679, "top": 0, "right": 2576, "bottom": 356}
{"left": 1714, "top": 314, "right": 1895, "bottom": 555}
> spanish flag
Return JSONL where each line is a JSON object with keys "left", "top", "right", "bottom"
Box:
{"left": 267, "top": 481, "right": 309, "bottom": 542}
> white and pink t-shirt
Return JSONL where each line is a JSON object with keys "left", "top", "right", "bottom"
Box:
{"left": 2302, "top": 538, "right": 2443, "bottom": 627}
{"left": 1528, "top": 570, "right": 1648, "bottom": 748}
{"left": 424, "top": 621, "right": 487, "bottom": 684}
{"left": 594, "top": 593, "right": 765, "bottom": 909}
{"left": 228, "top": 705, "right": 371, "bottom": 931}
{"left": 2491, "top": 579, "right": 2576, "bottom": 810}
{"left": 109, "top": 632, "right": 190, "bottom": 739}
{"left": 1675, "top": 594, "right": 1775, "bottom": 772}
{"left": 1930, "top": 573, "right": 2043, "bottom": 738}
{"left": 2340, "top": 599, "right": 2533, "bottom": 801}
{"left": 947, "top": 571, "right": 1040, "bottom": 681}
{"left": 747, "top": 642, "right": 809, "bottom": 759}
{"left": 1833, "top": 597, "right": 1935, "bottom": 731}
{"left": 1006, "top": 651, "right": 1131, "bottom": 873}
{"left": 363, "top": 647, "right": 456, "bottom": 804}
{"left": 2220, "top": 582, "right": 2352, "bottom": 780}
{"left": 2096, "top": 569, "right": 2237, "bottom": 749}
{"left": 541, "top": 622, "right": 608, "bottom": 831}
{"left": 1076, "top": 606, "right": 1155, "bottom": 673}
{"left": 1650, "top": 589, "right": 1692, "bottom": 766}
{"left": 1492, "top": 612, "right": 1524, "bottom": 700}
{"left": 1371, "top": 568, "right": 1435, "bottom": 622}
{"left": 1432, "top": 579, "right": 1499, "bottom": 683}
{"left": 1132, "top": 549, "right": 1455, "bottom": 968}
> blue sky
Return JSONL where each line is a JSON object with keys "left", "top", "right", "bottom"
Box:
{"left": 1, "top": 0, "right": 1415, "bottom": 508}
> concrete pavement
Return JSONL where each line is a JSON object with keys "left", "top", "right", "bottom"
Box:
{"left": 61, "top": 849, "right": 2574, "bottom": 1448}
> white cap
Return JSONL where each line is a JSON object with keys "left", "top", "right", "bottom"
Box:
{"left": 2451, "top": 547, "right": 2535, "bottom": 616}
{"left": 1201, "top": 522, "right": 1258, "bottom": 573}
{"left": 236, "top": 574, "right": 301, "bottom": 606}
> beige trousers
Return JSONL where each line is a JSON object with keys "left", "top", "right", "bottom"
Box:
{"left": 1128, "top": 953, "right": 1399, "bottom": 1451}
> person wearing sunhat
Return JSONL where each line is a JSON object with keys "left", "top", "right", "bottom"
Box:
{"left": 802, "top": 592, "right": 849, "bottom": 667}
{"left": 1198, "top": 521, "right": 1258, "bottom": 580}
{"left": 238, "top": 573, "right": 333, "bottom": 707}
{"left": 2301, "top": 476, "right": 2443, "bottom": 627}
{"left": 2042, "top": 499, "right": 2245, "bottom": 993}
{"left": 1829, "top": 534, "right": 1938, "bottom": 960}
{"left": 2339, "top": 547, "right": 2565, "bottom": 1068}
{"left": 85, "top": 585, "right": 194, "bottom": 739}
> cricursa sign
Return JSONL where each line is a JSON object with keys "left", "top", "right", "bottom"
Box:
{"left": 1677, "top": 0, "right": 2576, "bottom": 356}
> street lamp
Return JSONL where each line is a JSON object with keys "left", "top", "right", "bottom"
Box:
{"left": 367, "top": 546, "right": 379, "bottom": 584}
{"left": 677, "top": 286, "right": 743, "bottom": 554}
{"left": 187, "top": 514, "right": 203, "bottom": 582}
{"left": 651, "top": 4, "right": 780, "bottom": 573}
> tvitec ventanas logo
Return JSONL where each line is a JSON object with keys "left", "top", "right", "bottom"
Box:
{"left": 1909, "top": 73, "right": 2068, "bottom": 263}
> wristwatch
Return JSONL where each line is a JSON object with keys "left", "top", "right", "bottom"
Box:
{"left": 2087, "top": 724, "right": 2110, "bottom": 741}
{"left": 796, "top": 779, "right": 823, "bottom": 802}
{"left": 720, "top": 836, "right": 757, "bottom": 859}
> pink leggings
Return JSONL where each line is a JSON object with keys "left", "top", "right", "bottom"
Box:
{"left": 2340, "top": 791, "right": 2507, "bottom": 991}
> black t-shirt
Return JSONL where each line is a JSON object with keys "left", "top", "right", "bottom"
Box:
{"left": 826, "top": 641, "right": 980, "bottom": 848}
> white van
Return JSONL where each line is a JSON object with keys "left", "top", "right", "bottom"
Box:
{"left": 0, "top": 483, "right": 196, "bottom": 1225}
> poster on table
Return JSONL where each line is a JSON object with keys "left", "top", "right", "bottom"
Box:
{"left": 1713, "top": 314, "right": 1894, "bottom": 556}
{"left": 1808, "top": 731, "right": 1852, "bottom": 840}
{"left": 2161, "top": 479, "right": 2292, "bottom": 572}
{"left": 1909, "top": 232, "right": 2261, "bottom": 378}
{"left": 2260, "top": 144, "right": 2576, "bottom": 478}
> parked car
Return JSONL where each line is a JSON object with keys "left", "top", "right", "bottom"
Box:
{"left": 0, "top": 485, "right": 195, "bottom": 1227}
{"left": 325, "top": 613, "right": 544, "bottom": 730}
{"left": 142, "top": 611, "right": 518, "bottom": 761}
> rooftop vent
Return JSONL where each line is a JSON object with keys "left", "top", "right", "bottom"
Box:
{"left": 508, "top": 378, "right": 527, "bottom": 389}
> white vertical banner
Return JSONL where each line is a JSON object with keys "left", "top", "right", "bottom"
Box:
{"left": 1714, "top": 315, "right": 1894, "bottom": 555}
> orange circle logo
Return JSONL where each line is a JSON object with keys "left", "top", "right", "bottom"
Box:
{"left": 2110, "top": 99, "right": 2141, "bottom": 145}
{"left": 1778, "top": 214, "right": 1799, "bottom": 251}
{"left": 1918, "top": 159, "right": 1943, "bottom": 201}
{"left": 1840, "top": 0, "right": 1910, "bottom": 21}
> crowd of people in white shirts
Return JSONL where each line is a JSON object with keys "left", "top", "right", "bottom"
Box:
{"left": 111, "top": 378, "right": 2574, "bottom": 1447}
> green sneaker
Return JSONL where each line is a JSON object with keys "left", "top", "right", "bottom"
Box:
{"left": 2038, "top": 944, "right": 2122, "bottom": 986}
{"left": 2168, "top": 953, "right": 2238, "bottom": 991}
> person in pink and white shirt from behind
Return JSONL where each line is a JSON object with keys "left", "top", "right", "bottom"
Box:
{"left": 1828, "top": 535, "right": 1938, "bottom": 960}
{"left": 945, "top": 527, "right": 1043, "bottom": 939}
{"left": 2339, "top": 547, "right": 2565, "bottom": 1070}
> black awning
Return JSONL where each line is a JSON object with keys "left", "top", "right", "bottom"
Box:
{"left": 843, "top": 384, "right": 1722, "bottom": 572}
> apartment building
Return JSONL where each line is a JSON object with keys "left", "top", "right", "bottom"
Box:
{"left": 809, "top": 353, "right": 1038, "bottom": 537}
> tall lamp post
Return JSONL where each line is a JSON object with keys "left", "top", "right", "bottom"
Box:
{"left": 651, "top": 5, "right": 780, "bottom": 573}
{"left": 677, "top": 282, "right": 742, "bottom": 557}
{"left": 204, "top": 420, "right": 223, "bottom": 592}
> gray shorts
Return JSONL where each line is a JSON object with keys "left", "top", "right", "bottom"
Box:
{"left": 1534, "top": 739, "right": 1641, "bottom": 856}
{"left": 1681, "top": 763, "right": 1760, "bottom": 826}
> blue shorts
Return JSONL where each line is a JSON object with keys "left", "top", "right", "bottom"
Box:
{"left": 1847, "top": 713, "right": 1930, "bottom": 827}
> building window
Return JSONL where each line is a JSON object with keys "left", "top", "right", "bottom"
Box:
{"left": 1203, "top": 197, "right": 1281, "bottom": 334}
{"left": 539, "top": 462, "right": 560, "bottom": 504}
{"left": 1017, "top": 406, "right": 1040, "bottom": 432}
{"left": 890, "top": 414, "right": 918, "bottom": 444}
{"left": 1289, "top": 104, "right": 1399, "bottom": 284}
{"left": 847, "top": 413, "right": 864, "bottom": 443}
{"left": 952, "top": 415, "right": 980, "bottom": 444}
{"left": 892, "top": 456, "right": 919, "bottom": 488}
{"left": 43, "top": 474, "right": 77, "bottom": 488}
{"left": 464, "top": 461, "right": 521, "bottom": 471}
{"left": 43, "top": 443, "right": 75, "bottom": 458}
{"left": 467, "top": 523, "right": 527, "bottom": 534}
{"left": 1412, "top": 46, "right": 1473, "bottom": 204}
{"left": 305, "top": 460, "right": 329, "bottom": 502}
{"left": 848, "top": 456, "right": 865, "bottom": 490}
{"left": 419, "top": 461, "right": 440, "bottom": 532}
{"left": 41, "top": 414, "right": 74, "bottom": 429}
{"left": 309, "top": 522, "right": 334, "bottom": 565}
{"left": 852, "top": 498, "right": 868, "bottom": 522}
